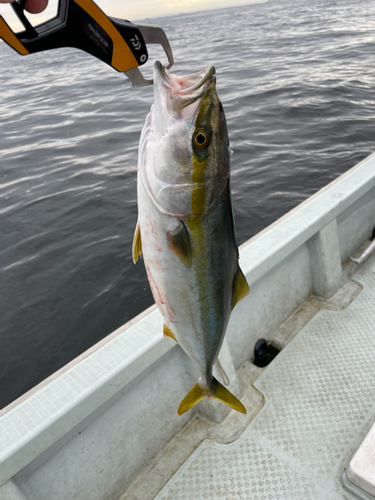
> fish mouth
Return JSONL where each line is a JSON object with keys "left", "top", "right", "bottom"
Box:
{"left": 153, "top": 60, "right": 216, "bottom": 116}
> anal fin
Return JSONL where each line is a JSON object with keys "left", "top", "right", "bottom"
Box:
{"left": 163, "top": 324, "right": 178, "bottom": 343}
{"left": 232, "top": 267, "right": 250, "bottom": 309}
{"left": 132, "top": 221, "right": 142, "bottom": 264}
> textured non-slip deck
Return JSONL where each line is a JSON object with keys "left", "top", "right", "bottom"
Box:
{"left": 155, "top": 254, "right": 375, "bottom": 500}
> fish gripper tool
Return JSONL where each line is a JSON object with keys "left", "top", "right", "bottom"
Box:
{"left": 0, "top": 0, "right": 174, "bottom": 87}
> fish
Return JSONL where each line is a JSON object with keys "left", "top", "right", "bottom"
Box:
{"left": 133, "top": 61, "right": 250, "bottom": 416}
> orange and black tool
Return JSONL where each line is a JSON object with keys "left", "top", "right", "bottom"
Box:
{"left": 0, "top": 0, "right": 174, "bottom": 86}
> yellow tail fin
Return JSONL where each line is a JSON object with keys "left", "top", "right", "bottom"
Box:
{"left": 178, "top": 377, "right": 246, "bottom": 416}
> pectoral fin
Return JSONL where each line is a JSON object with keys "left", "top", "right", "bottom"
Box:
{"left": 178, "top": 377, "right": 246, "bottom": 416}
{"left": 163, "top": 324, "right": 178, "bottom": 343}
{"left": 166, "top": 221, "right": 192, "bottom": 269}
{"left": 132, "top": 221, "right": 142, "bottom": 264}
{"left": 232, "top": 267, "right": 250, "bottom": 309}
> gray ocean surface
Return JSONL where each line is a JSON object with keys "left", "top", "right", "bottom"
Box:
{"left": 1, "top": 0, "right": 375, "bottom": 409}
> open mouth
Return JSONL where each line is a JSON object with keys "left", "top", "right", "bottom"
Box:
{"left": 154, "top": 61, "right": 215, "bottom": 112}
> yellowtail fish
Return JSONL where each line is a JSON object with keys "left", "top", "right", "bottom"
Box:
{"left": 133, "top": 61, "right": 249, "bottom": 416}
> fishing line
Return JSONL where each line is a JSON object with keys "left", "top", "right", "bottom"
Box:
{"left": 216, "top": 358, "right": 230, "bottom": 386}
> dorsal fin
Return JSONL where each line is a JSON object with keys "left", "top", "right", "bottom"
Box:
{"left": 166, "top": 220, "right": 192, "bottom": 269}
{"left": 163, "top": 324, "right": 178, "bottom": 343}
{"left": 232, "top": 267, "right": 250, "bottom": 309}
{"left": 132, "top": 221, "right": 142, "bottom": 264}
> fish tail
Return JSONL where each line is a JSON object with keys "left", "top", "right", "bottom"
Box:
{"left": 177, "top": 377, "right": 246, "bottom": 416}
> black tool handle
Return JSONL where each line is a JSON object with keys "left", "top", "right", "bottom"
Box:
{"left": 0, "top": 0, "right": 148, "bottom": 72}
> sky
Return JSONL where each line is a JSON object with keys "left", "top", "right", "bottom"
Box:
{"left": 0, "top": 0, "right": 267, "bottom": 31}
{"left": 97, "top": 0, "right": 267, "bottom": 21}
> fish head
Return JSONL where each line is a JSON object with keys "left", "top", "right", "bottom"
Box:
{"left": 141, "top": 61, "right": 231, "bottom": 217}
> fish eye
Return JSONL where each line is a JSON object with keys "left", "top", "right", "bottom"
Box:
{"left": 193, "top": 129, "right": 210, "bottom": 149}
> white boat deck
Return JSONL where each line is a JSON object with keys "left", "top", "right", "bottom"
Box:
{"left": 154, "top": 252, "right": 375, "bottom": 500}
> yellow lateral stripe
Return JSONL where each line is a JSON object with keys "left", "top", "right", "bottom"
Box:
{"left": 186, "top": 215, "right": 207, "bottom": 331}
{"left": 0, "top": 18, "right": 29, "bottom": 55}
{"left": 75, "top": 0, "right": 139, "bottom": 71}
{"left": 190, "top": 84, "right": 213, "bottom": 215}
{"left": 191, "top": 150, "right": 206, "bottom": 215}
{"left": 191, "top": 182, "right": 205, "bottom": 216}
{"left": 192, "top": 156, "right": 207, "bottom": 183}
{"left": 186, "top": 216, "right": 205, "bottom": 257}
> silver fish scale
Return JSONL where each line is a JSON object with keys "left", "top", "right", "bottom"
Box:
{"left": 155, "top": 254, "right": 375, "bottom": 500}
